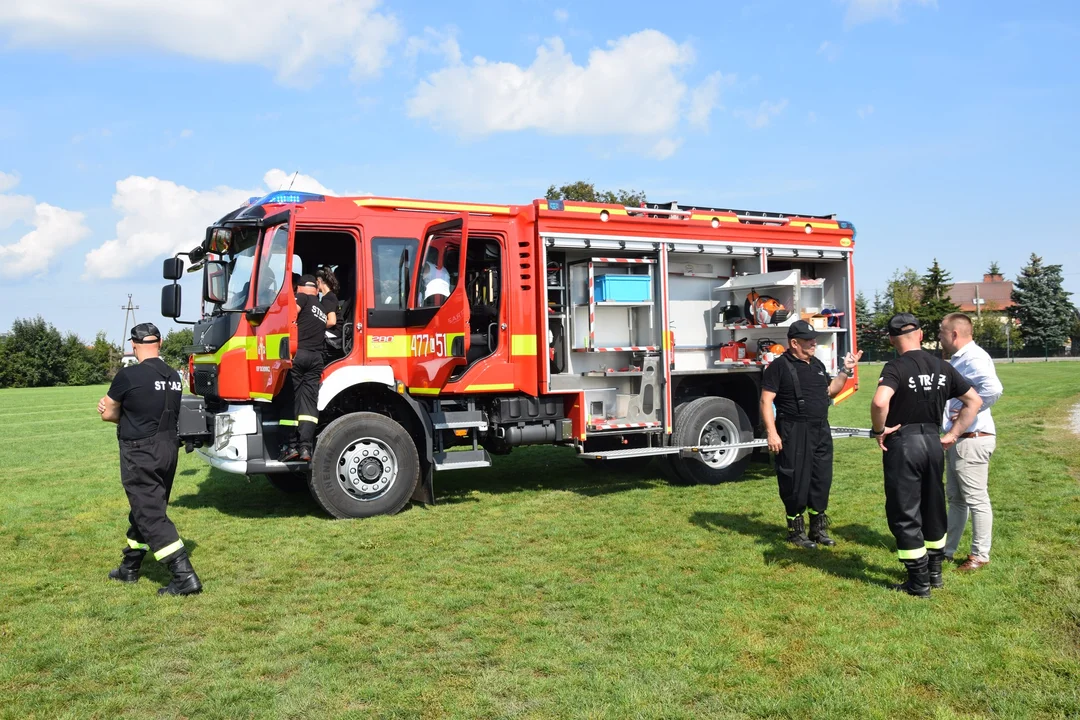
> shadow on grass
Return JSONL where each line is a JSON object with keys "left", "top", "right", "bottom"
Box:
{"left": 434, "top": 447, "right": 676, "bottom": 504}
{"left": 171, "top": 469, "right": 322, "bottom": 519}
{"left": 690, "top": 511, "right": 899, "bottom": 587}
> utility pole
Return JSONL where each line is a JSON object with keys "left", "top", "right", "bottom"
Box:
{"left": 120, "top": 294, "right": 139, "bottom": 346}
{"left": 974, "top": 286, "right": 981, "bottom": 320}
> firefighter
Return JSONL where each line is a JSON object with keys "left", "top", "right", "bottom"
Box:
{"left": 280, "top": 274, "right": 327, "bottom": 462}
{"left": 97, "top": 323, "right": 202, "bottom": 596}
{"left": 870, "top": 314, "right": 981, "bottom": 597}
{"left": 761, "top": 320, "right": 862, "bottom": 549}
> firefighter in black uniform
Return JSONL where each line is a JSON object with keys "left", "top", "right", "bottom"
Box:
{"left": 280, "top": 274, "right": 328, "bottom": 462}
{"left": 761, "top": 320, "right": 863, "bottom": 548}
{"left": 97, "top": 323, "right": 202, "bottom": 596}
{"left": 871, "top": 313, "right": 981, "bottom": 597}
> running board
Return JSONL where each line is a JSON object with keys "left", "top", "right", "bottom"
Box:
{"left": 579, "top": 427, "right": 873, "bottom": 461}
{"left": 433, "top": 449, "right": 492, "bottom": 471}
{"left": 431, "top": 410, "right": 488, "bottom": 431}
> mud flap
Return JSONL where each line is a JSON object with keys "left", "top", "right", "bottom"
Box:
{"left": 411, "top": 461, "right": 435, "bottom": 505}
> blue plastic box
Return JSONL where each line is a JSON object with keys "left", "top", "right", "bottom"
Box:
{"left": 595, "top": 274, "right": 651, "bottom": 302}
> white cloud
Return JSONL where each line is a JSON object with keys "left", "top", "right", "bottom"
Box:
{"left": 808, "top": 110, "right": 818, "bottom": 122}
{"left": 554, "top": 9, "right": 569, "bottom": 23}
{"left": 0, "top": 174, "right": 91, "bottom": 278}
{"left": 817, "top": 40, "right": 840, "bottom": 61}
{"left": 734, "top": 99, "right": 788, "bottom": 129}
{"left": 0, "top": 170, "right": 19, "bottom": 193}
{"left": 647, "top": 138, "right": 683, "bottom": 160}
{"left": 179, "top": 129, "right": 193, "bottom": 139}
{"left": 688, "top": 71, "right": 734, "bottom": 129}
{"left": 407, "top": 30, "right": 698, "bottom": 140}
{"left": 841, "top": 0, "right": 936, "bottom": 27}
{"left": 0, "top": 0, "right": 401, "bottom": 84}
{"left": 857, "top": 104, "right": 875, "bottom": 119}
{"left": 83, "top": 169, "right": 338, "bottom": 280}
{"left": 405, "top": 27, "right": 462, "bottom": 65}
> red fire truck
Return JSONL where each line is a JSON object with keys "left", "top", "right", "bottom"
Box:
{"left": 162, "top": 191, "right": 861, "bottom": 518}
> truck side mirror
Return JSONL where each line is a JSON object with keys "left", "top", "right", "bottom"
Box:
{"left": 161, "top": 285, "right": 182, "bottom": 319}
{"left": 163, "top": 257, "right": 184, "bottom": 280}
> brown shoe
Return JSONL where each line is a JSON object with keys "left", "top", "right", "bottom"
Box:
{"left": 956, "top": 556, "right": 990, "bottom": 573}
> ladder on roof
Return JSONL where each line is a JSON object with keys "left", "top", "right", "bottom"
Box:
{"left": 641, "top": 201, "right": 837, "bottom": 222}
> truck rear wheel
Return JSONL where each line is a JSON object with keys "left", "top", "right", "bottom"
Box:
{"left": 308, "top": 412, "right": 420, "bottom": 519}
{"left": 661, "top": 397, "right": 752, "bottom": 485}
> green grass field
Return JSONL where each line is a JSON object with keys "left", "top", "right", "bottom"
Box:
{"left": 2, "top": 364, "right": 1079, "bottom": 719}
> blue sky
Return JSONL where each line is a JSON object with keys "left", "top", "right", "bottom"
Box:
{"left": 1, "top": 0, "right": 1077, "bottom": 342}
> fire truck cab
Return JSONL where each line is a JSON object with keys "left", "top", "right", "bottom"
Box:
{"left": 163, "top": 191, "right": 860, "bottom": 519}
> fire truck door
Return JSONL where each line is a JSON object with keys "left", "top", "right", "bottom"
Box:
{"left": 248, "top": 221, "right": 296, "bottom": 400}
{"left": 405, "top": 215, "right": 470, "bottom": 392}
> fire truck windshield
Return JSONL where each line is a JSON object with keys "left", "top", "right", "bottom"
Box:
{"left": 219, "top": 234, "right": 259, "bottom": 311}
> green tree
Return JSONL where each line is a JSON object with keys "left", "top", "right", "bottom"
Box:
{"left": 986, "top": 260, "right": 1001, "bottom": 277}
{"left": 854, "top": 291, "right": 882, "bottom": 354}
{"left": 917, "top": 259, "right": 960, "bottom": 349}
{"left": 886, "top": 268, "right": 921, "bottom": 315}
{"left": 161, "top": 328, "right": 195, "bottom": 369}
{"left": 0, "top": 317, "right": 66, "bottom": 388}
{"left": 546, "top": 181, "right": 646, "bottom": 207}
{"left": 868, "top": 291, "right": 894, "bottom": 353}
{"left": 88, "top": 332, "right": 122, "bottom": 381}
{"left": 61, "top": 333, "right": 106, "bottom": 386}
{"left": 1010, "top": 253, "right": 1074, "bottom": 352}
{"left": 1069, "top": 307, "right": 1080, "bottom": 357}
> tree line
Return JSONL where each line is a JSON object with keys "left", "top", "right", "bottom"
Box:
{"left": 0, "top": 318, "right": 194, "bottom": 389}
{"left": 856, "top": 254, "right": 1078, "bottom": 358}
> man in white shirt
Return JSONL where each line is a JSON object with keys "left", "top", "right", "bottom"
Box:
{"left": 938, "top": 312, "right": 1004, "bottom": 572}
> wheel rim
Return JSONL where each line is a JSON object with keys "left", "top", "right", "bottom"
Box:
{"left": 696, "top": 416, "right": 741, "bottom": 468}
{"left": 336, "top": 437, "right": 399, "bottom": 502}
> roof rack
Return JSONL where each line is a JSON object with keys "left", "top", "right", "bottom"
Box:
{"left": 641, "top": 201, "right": 836, "bottom": 222}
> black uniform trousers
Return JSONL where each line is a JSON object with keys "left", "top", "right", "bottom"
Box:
{"left": 882, "top": 423, "right": 947, "bottom": 560}
{"left": 775, "top": 415, "right": 833, "bottom": 517}
{"left": 290, "top": 348, "right": 324, "bottom": 449}
{"left": 119, "top": 430, "right": 183, "bottom": 563}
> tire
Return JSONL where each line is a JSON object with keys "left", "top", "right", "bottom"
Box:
{"left": 662, "top": 396, "right": 753, "bottom": 485}
{"left": 308, "top": 412, "right": 420, "bottom": 519}
{"left": 264, "top": 472, "right": 309, "bottom": 493}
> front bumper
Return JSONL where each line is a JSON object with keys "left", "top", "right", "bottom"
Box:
{"left": 193, "top": 402, "right": 301, "bottom": 476}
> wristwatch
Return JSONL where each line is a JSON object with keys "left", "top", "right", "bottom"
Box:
{"left": 870, "top": 428, "right": 884, "bottom": 436}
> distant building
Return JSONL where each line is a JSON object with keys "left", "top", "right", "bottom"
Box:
{"left": 948, "top": 273, "right": 1014, "bottom": 314}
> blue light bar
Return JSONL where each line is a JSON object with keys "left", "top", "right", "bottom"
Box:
{"left": 838, "top": 220, "right": 856, "bottom": 239}
{"left": 251, "top": 190, "right": 326, "bottom": 206}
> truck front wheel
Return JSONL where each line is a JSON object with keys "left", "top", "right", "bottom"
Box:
{"left": 308, "top": 412, "right": 420, "bottom": 519}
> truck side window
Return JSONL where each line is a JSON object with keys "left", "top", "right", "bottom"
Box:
{"left": 255, "top": 225, "right": 289, "bottom": 307}
{"left": 371, "top": 237, "right": 418, "bottom": 309}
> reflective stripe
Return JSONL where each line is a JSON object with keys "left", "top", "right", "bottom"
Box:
{"left": 786, "top": 515, "right": 798, "bottom": 521}
{"left": 511, "top": 334, "right": 537, "bottom": 356}
{"left": 279, "top": 419, "right": 298, "bottom": 427}
{"left": 897, "top": 547, "right": 927, "bottom": 560}
{"left": 127, "top": 539, "right": 150, "bottom": 551}
{"left": 297, "top": 415, "right": 319, "bottom": 424}
{"left": 154, "top": 539, "right": 185, "bottom": 561}
{"left": 924, "top": 536, "right": 947, "bottom": 550}
{"left": 807, "top": 508, "right": 820, "bottom": 515}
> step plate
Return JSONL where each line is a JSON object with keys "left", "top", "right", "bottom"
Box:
{"left": 580, "top": 427, "right": 874, "bottom": 460}
{"left": 434, "top": 448, "right": 492, "bottom": 471}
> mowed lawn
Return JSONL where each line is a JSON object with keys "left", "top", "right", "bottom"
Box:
{"left": 1, "top": 365, "right": 1079, "bottom": 719}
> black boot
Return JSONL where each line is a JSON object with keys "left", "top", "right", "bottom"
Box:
{"left": 158, "top": 552, "right": 203, "bottom": 596}
{"left": 108, "top": 549, "right": 145, "bottom": 583}
{"left": 808, "top": 512, "right": 835, "bottom": 547}
{"left": 786, "top": 515, "right": 817, "bottom": 549}
{"left": 927, "top": 551, "right": 944, "bottom": 589}
{"left": 279, "top": 444, "right": 300, "bottom": 462}
{"left": 891, "top": 557, "right": 931, "bottom": 598}
{"left": 298, "top": 445, "right": 312, "bottom": 462}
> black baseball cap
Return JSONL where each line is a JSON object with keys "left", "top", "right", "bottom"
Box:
{"left": 130, "top": 322, "right": 161, "bottom": 343}
{"left": 888, "top": 313, "right": 921, "bottom": 336}
{"left": 298, "top": 274, "right": 317, "bottom": 288}
{"left": 787, "top": 319, "right": 817, "bottom": 340}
